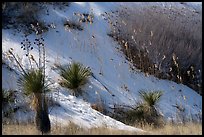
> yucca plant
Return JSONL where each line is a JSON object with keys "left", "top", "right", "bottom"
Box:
{"left": 7, "top": 22, "right": 51, "bottom": 134}
{"left": 17, "top": 69, "right": 50, "bottom": 96}
{"left": 126, "top": 90, "right": 164, "bottom": 127}
{"left": 139, "top": 90, "right": 163, "bottom": 108}
{"left": 58, "top": 62, "right": 91, "bottom": 96}
{"left": 17, "top": 69, "right": 51, "bottom": 134}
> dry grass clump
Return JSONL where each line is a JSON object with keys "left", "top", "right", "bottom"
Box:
{"left": 156, "top": 122, "right": 202, "bottom": 135}
{"left": 91, "top": 103, "right": 104, "bottom": 113}
{"left": 64, "top": 20, "right": 83, "bottom": 31}
{"left": 134, "top": 122, "right": 202, "bottom": 135}
{"left": 2, "top": 124, "right": 39, "bottom": 135}
{"left": 2, "top": 121, "right": 201, "bottom": 135}
{"left": 2, "top": 122, "right": 137, "bottom": 135}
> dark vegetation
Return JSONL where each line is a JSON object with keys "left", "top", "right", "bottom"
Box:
{"left": 111, "top": 90, "right": 164, "bottom": 128}
{"left": 2, "top": 89, "right": 16, "bottom": 118}
{"left": 2, "top": 2, "right": 70, "bottom": 35}
{"left": 106, "top": 3, "right": 202, "bottom": 95}
{"left": 2, "top": 88, "right": 32, "bottom": 122}
{"left": 74, "top": 12, "right": 94, "bottom": 24}
{"left": 64, "top": 20, "right": 83, "bottom": 31}
{"left": 2, "top": 2, "right": 43, "bottom": 34}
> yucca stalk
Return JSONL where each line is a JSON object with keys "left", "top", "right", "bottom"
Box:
{"left": 58, "top": 62, "right": 91, "bottom": 95}
{"left": 8, "top": 23, "right": 51, "bottom": 134}
{"left": 33, "top": 92, "right": 50, "bottom": 134}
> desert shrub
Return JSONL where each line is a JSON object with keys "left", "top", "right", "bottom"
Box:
{"left": 2, "top": 89, "right": 16, "bottom": 118}
{"left": 2, "top": 89, "right": 15, "bottom": 107}
{"left": 58, "top": 62, "right": 91, "bottom": 96}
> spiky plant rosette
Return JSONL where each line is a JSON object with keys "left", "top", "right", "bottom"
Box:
{"left": 138, "top": 90, "right": 163, "bottom": 123}
{"left": 139, "top": 90, "right": 163, "bottom": 108}
{"left": 17, "top": 69, "right": 50, "bottom": 95}
{"left": 125, "top": 90, "right": 163, "bottom": 124}
{"left": 58, "top": 62, "right": 91, "bottom": 90}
